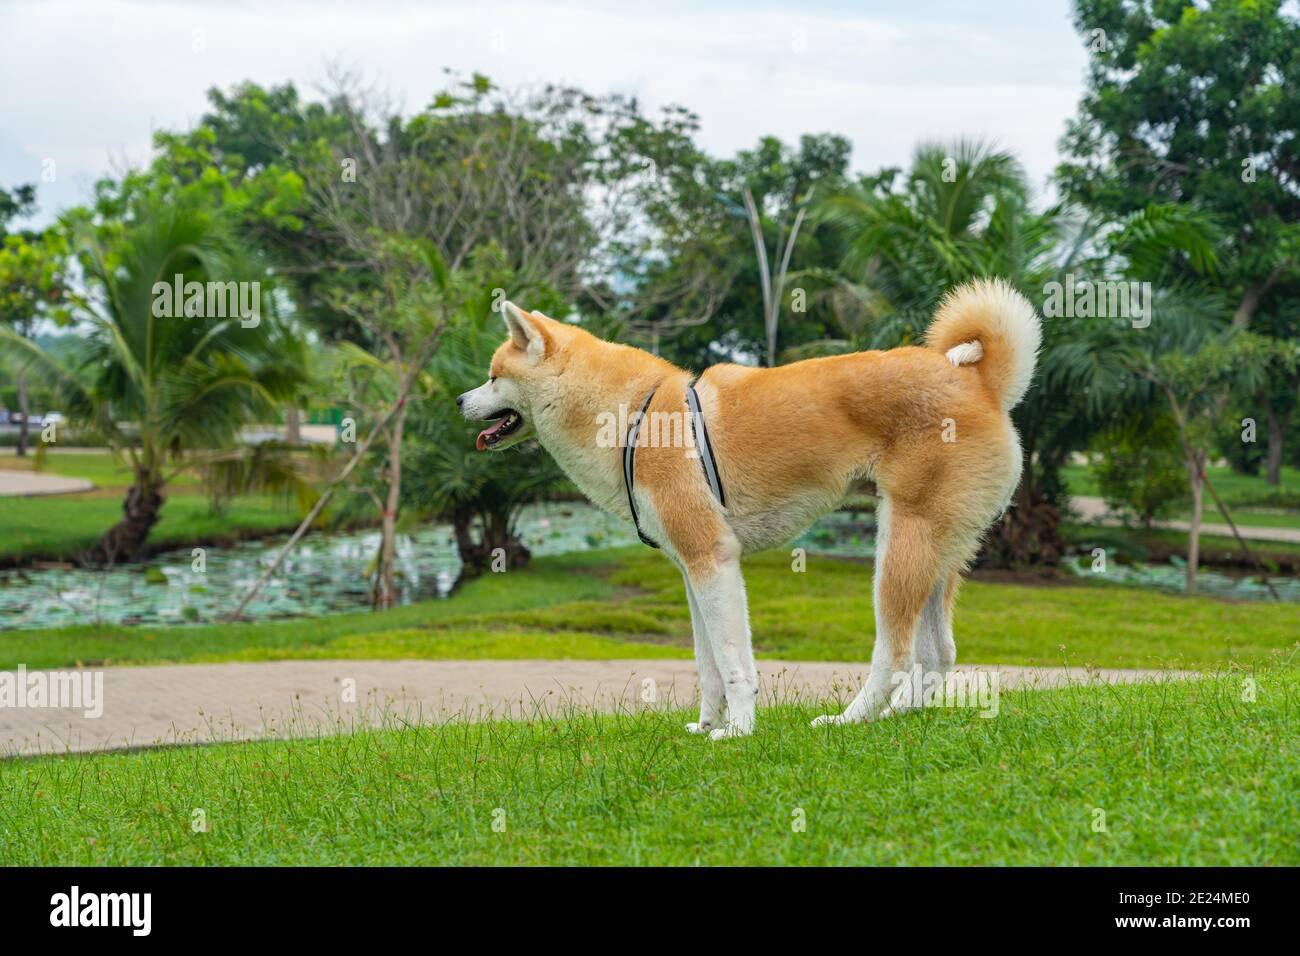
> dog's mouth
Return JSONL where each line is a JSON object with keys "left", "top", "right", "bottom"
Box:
{"left": 476, "top": 408, "right": 525, "bottom": 451}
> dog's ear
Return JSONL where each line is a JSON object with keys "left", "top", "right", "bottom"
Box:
{"left": 502, "top": 301, "right": 553, "bottom": 363}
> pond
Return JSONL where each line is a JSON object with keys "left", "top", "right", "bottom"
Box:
{"left": 0, "top": 504, "right": 874, "bottom": 631}
{"left": 1061, "top": 552, "right": 1300, "bottom": 603}
{"left": 0, "top": 503, "right": 1292, "bottom": 631}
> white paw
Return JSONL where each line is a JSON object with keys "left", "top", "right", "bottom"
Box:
{"left": 812, "top": 711, "right": 874, "bottom": 727}
{"left": 685, "top": 721, "right": 714, "bottom": 735}
{"left": 708, "top": 723, "right": 751, "bottom": 741}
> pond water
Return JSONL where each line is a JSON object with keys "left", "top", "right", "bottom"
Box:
{"left": 0, "top": 503, "right": 1292, "bottom": 632}
{"left": 0, "top": 504, "right": 875, "bottom": 631}
{"left": 1061, "top": 552, "right": 1300, "bottom": 604}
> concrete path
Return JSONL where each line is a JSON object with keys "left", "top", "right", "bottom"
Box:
{"left": 1073, "top": 495, "right": 1300, "bottom": 544}
{"left": 0, "top": 469, "right": 93, "bottom": 497}
{"left": 0, "top": 659, "right": 1197, "bottom": 757}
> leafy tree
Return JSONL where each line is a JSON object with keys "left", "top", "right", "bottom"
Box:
{"left": 1128, "top": 327, "right": 1270, "bottom": 592}
{"left": 1089, "top": 412, "right": 1187, "bottom": 526}
{"left": 1, "top": 195, "right": 307, "bottom": 563}
{"left": 814, "top": 141, "right": 1134, "bottom": 565}
{"left": 0, "top": 183, "right": 70, "bottom": 455}
{"left": 403, "top": 269, "right": 564, "bottom": 585}
{"left": 1059, "top": 0, "right": 1300, "bottom": 479}
{"left": 652, "top": 133, "right": 852, "bottom": 369}
{"left": 290, "top": 73, "right": 615, "bottom": 606}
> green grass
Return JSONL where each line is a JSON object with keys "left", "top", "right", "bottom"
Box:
{"left": 1065, "top": 522, "right": 1300, "bottom": 560}
{"left": 7, "top": 549, "right": 1298, "bottom": 670}
{"left": 1, "top": 450, "right": 136, "bottom": 486}
{"left": 0, "top": 492, "right": 302, "bottom": 563}
{"left": 1064, "top": 462, "right": 1300, "bottom": 510}
{"left": 0, "top": 450, "right": 310, "bottom": 563}
{"left": 2, "top": 665, "right": 1295, "bottom": 865}
{"left": 1179, "top": 509, "right": 1300, "bottom": 530}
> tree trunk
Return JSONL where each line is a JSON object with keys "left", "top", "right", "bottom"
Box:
{"left": 1232, "top": 283, "right": 1262, "bottom": 330}
{"left": 285, "top": 405, "right": 302, "bottom": 445}
{"left": 95, "top": 476, "right": 166, "bottom": 565}
{"left": 372, "top": 405, "right": 406, "bottom": 610}
{"left": 15, "top": 368, "right": 29, "bottom": 458}
{"left": 1266, "top": 405, "right": 1286, "bottom": 487}
{"left": 451, "top": 510, "right": 532, "bottom": 586}
{"left": 1184, "top": 452, "right": 1205, "bottom": 595}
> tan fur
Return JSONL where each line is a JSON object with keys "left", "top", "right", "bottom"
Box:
{"left": 467, "top": 282, "right": 1040, "bottom": 732}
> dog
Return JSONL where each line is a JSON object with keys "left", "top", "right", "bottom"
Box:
{"left": 458, "top": 278, "right": 1040, "bottom": 739}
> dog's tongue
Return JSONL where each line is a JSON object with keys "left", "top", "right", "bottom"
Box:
{"left": 476, "top": 417, "right": 509, "bottom": 451}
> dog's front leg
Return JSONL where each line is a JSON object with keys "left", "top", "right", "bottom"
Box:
{"left": 683, "top": 573, "right": 725, "bottom": 735}
{"left": 686, "top": 542, "right": 758, "bottom": 741}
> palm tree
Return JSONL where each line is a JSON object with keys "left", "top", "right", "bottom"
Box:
{"left": 3, "top": 196, "right": 307, "bottom": 563}
{"left": 811, "top": 140, "right": 1132, "bottom": 565}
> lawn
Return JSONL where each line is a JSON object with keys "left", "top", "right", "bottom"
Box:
{"left": 0, "top": 450, "right": 136, "bottom": 487}
{"left": 1, "top": 666, "right": 1295, "bottom": 865}
{"left": 1063, "top": 462, "right": 1300, "bottom": 530}
{"left": 0, "top": 493, "right": 304, "bottom": 563}
{"left": 0, "top": 450, "right": 307, "bottom": 563}
{"left": 6, "top": 548, "right": 1297, "bottom": 670}
{"left": 1191, "top": 509, "right": 1300, "bottom": 530}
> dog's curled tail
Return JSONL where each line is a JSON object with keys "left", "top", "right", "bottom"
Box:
{"left": 925, "top": 277, "right": 1041, "bottom": 412}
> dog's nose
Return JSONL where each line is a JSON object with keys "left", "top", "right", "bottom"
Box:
{"left": 455, "top": 392, "right": 466, "bottom": 409}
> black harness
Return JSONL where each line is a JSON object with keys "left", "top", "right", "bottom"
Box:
{"left": 622, "top": 379, "right": 727, "bottom": 549}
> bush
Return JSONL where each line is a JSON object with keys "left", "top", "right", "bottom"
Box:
{"left": 1089, "top": 414, "right": 1186, "bottom": 527}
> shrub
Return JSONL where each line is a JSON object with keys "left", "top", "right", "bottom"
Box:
{"left": 1089, "top": 414, "right": 1186, "bottom": 527}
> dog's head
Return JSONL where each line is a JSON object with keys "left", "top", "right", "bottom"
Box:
{"left": 457, "top": 302, "right": 564, "bottom": 452}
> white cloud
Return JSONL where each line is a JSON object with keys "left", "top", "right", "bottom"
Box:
{"left": 0, "top": 0, "right": 1088, "bottom": 225}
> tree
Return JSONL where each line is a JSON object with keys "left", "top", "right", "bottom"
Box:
{"left": 1059, "top": 0, "right": 1300, "bottom": 480}
{"left": 0, "top": 183, "right": 69, "bottom": 456}
{"left": 1129, "top": 328, "right": 1270, "bottom": 592}
{"left": 1089, "top": 412, "right": 1187, "bottom": 527}
{"left": 403, "top": 274, "right": 564, "bottom": 586}
{"left": 651, "top": 133, "right": 851, "bottom": 369}
{"left": 814, "top": 141, "right": 1134, "bottom": 565}
{"left": 290, "top": 72, "right": 606, "bottom": 606}
{"left": 2, "top": 195, "right": 307, "bottom": 563}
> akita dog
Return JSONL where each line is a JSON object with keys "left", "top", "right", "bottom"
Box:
{"left": 458, "top": 278, "right": 1040, "bottom": 739}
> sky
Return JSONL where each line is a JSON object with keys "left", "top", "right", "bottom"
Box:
{"left": 0, "top": 0, "right": 1091, "bottom": 228}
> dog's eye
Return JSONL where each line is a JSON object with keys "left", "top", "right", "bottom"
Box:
{"left": 489, "top": 375, "right": 498, "bottom": 383}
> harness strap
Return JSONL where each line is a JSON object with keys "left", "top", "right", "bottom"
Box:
{"left": 686, "top": 384, "right": 726, "bottom": 509}
{"left": 623, "top": 379, "right": 727, "bottom": 549}
{"left": 624, "top": 387, "right": 659, "bottom": 548}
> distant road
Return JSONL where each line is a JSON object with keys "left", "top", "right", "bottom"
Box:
{"left": 0, "top": 470, "right": 94, "bottom": 497}
{"left": 1073, "top": 495, "right": 1300, "bottom": 544}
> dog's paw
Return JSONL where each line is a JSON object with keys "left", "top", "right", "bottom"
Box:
{"left": 875, "top": 704, "right": 912, "bottom": 721}
{"left": 685, "top": 720, "right": 714, "bottom": 735}
{"left": 811, "top": 712, "right": 871, "bottom": 728}
{"left": 708, "top": 723, "right": 751, "bottom": 741}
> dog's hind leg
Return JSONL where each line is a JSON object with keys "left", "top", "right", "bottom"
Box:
{"left": 813, "top": 503, "right": 940, "bottom": 726}
{"left": 682, "top": 572, "right": 725, "bottom": 735}
{"left": 915, "top": 570, "right": 960, "bottom": 683}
